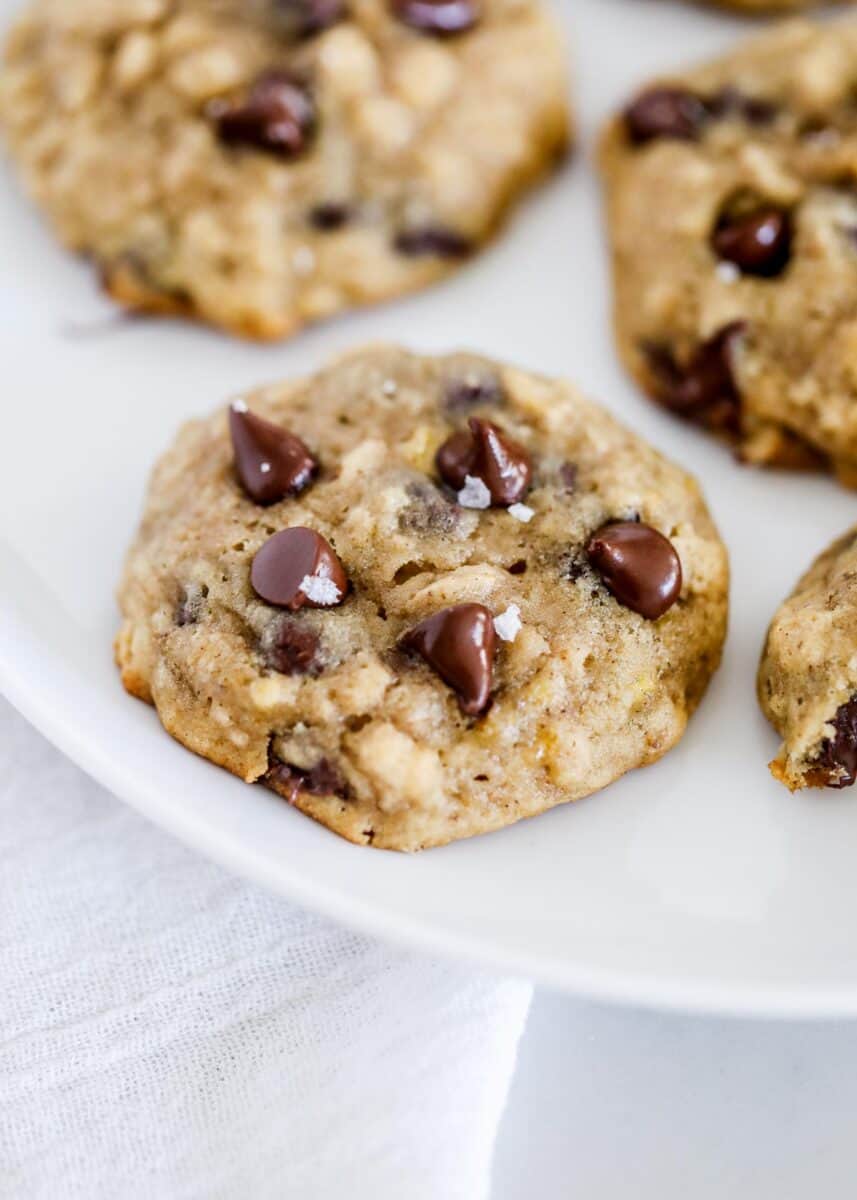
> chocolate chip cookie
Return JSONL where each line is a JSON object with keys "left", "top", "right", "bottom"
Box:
{"left": 116, "top": 346, "right": 729, "bottom": 850}
{"left": 759, "top": 527, "right": 857, "bottom": 790}
{"left": 599, "top": 19, "right": 857, "bottom": 486}
{"left": 0, "top": 0, "right": 569, "bottom": 340}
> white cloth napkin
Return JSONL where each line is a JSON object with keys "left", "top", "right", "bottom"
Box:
{"left": 0, "top": 698, "right": 532, "bottom": 1200}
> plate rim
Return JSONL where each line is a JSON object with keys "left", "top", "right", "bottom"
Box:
{"left": 4, "top": 603, "right": 857, "bottom": 1022}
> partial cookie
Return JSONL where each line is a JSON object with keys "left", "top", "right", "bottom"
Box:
{"left": 600, "top": 19, "right": 857, "bottom": 486}
{"left": 0, "top": 0, "right": 569, "bottom": 340}
{"left": 116, "top": 345, "right": 729, "bottom": 851}
{"left": 759, "top": 527, "right": 857, "bottom": 790}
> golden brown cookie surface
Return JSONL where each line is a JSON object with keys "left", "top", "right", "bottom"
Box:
{"left": 0, "top": 0, "right": 569, "bottom": 339}
{"left": 117, "top": 346, "right": 729, "bottom": 850}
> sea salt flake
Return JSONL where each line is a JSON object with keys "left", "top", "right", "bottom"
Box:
{"left": 715, "top": 261, "right": 740, "bottom": 284}
{"left": 382, "top": 379, "right": 398, "bottom": 397}
{"left": 457, "top": 475, "right": 491, "bottom": 510}
{"left": 508, "top": 502, "right": 534, "bottom": 523}
{"left": 300, "top": 575, "right": 341, "bottom": 606}
{"left": 231, "top": 398, "right": 248, "bottom": 413}
{"left": 260, "top": 461, "right": 272, "bottom": 474}
{"left": 493, "top": 604, "right": 522, "bottom": 644}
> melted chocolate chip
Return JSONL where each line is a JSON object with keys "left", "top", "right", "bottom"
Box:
{"left": 391, "top": 0, "right": 479, "bottom": 35}
{"left": 251, "top": 527, "right": 348, "bottom": 609}
{"left": 711, "top": 207, "right": 791, "bottom": 277}
{"left": 443, "top": 371, "right": 505, "bottom": 415}
{"left": 401, "top": 603, "right": 495, "bottom": 716}
{"left": 230, "top": 404, "right": 317, "bottom": 504}
{"left": 624, "top": 87, "right": 707, "bottom": 144}
{"left": 587, "top": 522, "right": 682, "bottom": 620}
{"left": 813, "top": 696, "right": 857, "bottom": 788}
{"left": 645, "top": 322, "right": 746, "bottom": 434}
{"left": 507, "top": 559, "right": 527, "bottom": 575}
{"left": 264, "top": 617, "right": 321, "bottom": 675}
{"left": 267, "top": 756, "right": 349, "bottom": 804}
{"left": 436, "top": 417, "right": 532, "bottom": 506}
{"left": 308, "top": 202, "right": 351, "bottom": 230}
{"left": 210, "top": 71, "right": 315, "bottom": 157}
{"left": 270, "top": 0, "right": 346, "bottom": 37}
{"left": 394, "top": 227, "right": 473, "bottom": 258}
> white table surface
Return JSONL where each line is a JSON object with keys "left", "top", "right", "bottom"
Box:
{"left": 493, "top": 993, "right": 855, "bottom": 1198}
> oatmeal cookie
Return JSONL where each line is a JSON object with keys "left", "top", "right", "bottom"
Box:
{"left": 600, "top": 19, "right": 857, "bottom": 486}
{"left": 0, "top": 0, "right": 569, "bottom": 339}
{"left": 116, "top": 345, "right": 729, "bottom": 850}
{"left": 759, "top": 527, "right": 857, "bottom": 790}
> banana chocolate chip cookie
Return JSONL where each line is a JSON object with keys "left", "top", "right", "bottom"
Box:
{"left": 116, "top": 346, "right": 729, "bottom": 850}
{"left": 759, "top": 527, "right": 857, "bottom": 791}
{"left": 0, "top": 0, "right": 569, "bottom": 340}
{"left": 600, "top": 19, "right": 857, "bottom": 486}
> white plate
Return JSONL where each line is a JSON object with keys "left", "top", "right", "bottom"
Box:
{"left": 3, "top": 0, "right": 857, "bottom": 1017}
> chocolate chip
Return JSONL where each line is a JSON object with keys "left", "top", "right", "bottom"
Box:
{"left": 645, "top": 322, "right": 746, "bottom": 434}
{"left": 267, "top": 756, "right": 349, "bottom": 804}
{"left": 436, "top": 417, "right": 532, "bottom": 506}
{"left": 711, "top": 207, "right": 791, "bottom": 277}
{"left": 706, "top": 87, "right": 778, "bottom": 126}
{"left": 507, "top": 559, "right": 527, "bottom": 575}
{"left": 391, "top": 0, "right": 479, "bottom": 36}
{"left": 400, "top": 603, "right": 495, "bottom": 716}
{"left": 210, "top": 71, "right": 315, "bottom": 157}
{"left": 558, "top": 461, "right": 578, "bottom": 493}
{"left": 624, "top": 87, "right": 707, "bottom": 145}
{"left": 586, "top": 521, "right": 682, "bottom": 621}
{"left": 443, "top": 371, "right": 505, "bottom": 414}
{"left": 270, "top": 0, "right": 346, "bottom": 37}
{"left": 308, "top": 202, "right": 351, "bottom": 230}
{"left": 263, "top": 617, "right": 321, "bottom": 675}
{"left": 394, "top": 227, "right": 473, "bottom": 258}
{"left": 812, "top": 696, "right": 857, "bottom": 788}
{"left": 230, "top": 403, "right": 317, "bottom": 505}
{"left": 251, "top": 527, "right": 348, "bottom": 609}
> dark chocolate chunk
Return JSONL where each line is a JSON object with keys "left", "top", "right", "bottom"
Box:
{"left": 644, "top": 322, "right": 746, "bottom": 435}
{"left": 435, "top": 417, "right": 532, "bottom": 506}
{"left": 586, "top": 521, "right": 682, "bottom": 620}
{"left": 400, "top": 603, "right": 495, "bottom": 715}
{"left": 624, "top": 87, "right": 707, "bottom": 145}
{"left": 308, "top": 202, "right": 351, "bottom": 230}
{"left": 711, "top": 207, "right": 791, "bottom": 277}
{"left": 230, "top": 403, "right": 318, "bottom": 504}
{"left": 210, "top": 71, "right": 315, "bottom": 157}
{"left": 264, "top": 617, "right": 322, "bottom": 675}
{"left": 394, "top": 227, "right": 473, "bottom": 258}
{"left": 267, "top": 756, "right": 349, "bottom": 804}
{"left": 251, "top": 527, "right": 348, "bottom": 609}
{"left": 813, "top": 696, "right": 857, "bottom": 789}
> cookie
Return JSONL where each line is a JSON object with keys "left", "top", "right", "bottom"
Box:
{"left": 600, "top": 19, "right": 857, "bottom": 486}
{"left": 116, "top": 345, "right": 729, "bottom": 851}
{"left": 759, "top": 527, "right": 857, "bottom": 790}
{"left": 0, "top": 0, "right": 569, "bottom": 341}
